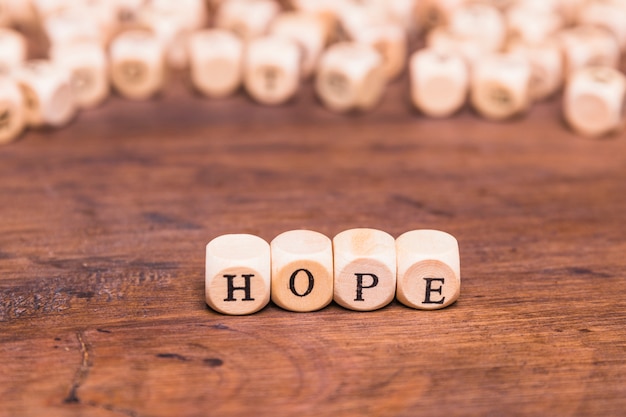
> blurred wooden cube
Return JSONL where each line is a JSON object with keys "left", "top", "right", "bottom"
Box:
{"left": 315, "top": 42, "right": 386, "bottom": 113}
{"left": 563, "top": 66, "right": 626, "bottom": 137}
{"left": 470, "top": 54, "right": 531, "bottom": 120}
{"left": 269, "top": 11, "right": 327, "bottom": 79}
{"left": 506, "top": 39, "right": 563, "bottom": 102}
{"left": 506, "top": 5, "right": 562, "bottom": 44}
{"left": 352, "top": 23, "right": 407, "bottom": 81}
{"left": 448, "top": 3, "right": 506, "bottom": 52}
{"left": 410, "top": 47, "right": 468, "bottom": 117}
{"left": 51, "top": 41, "right": 109, "bottom": 109}
{"left": 0, "top": 77, "right": 26, "bottom": 145}
{"left": 559, "top": 26, "right": 620, "bottom": 77}
{"left": 14, "top": 59, "right": 76, "bottom": 127}
{"left": 0, "top": 28, "right": 26, "bottom": 76}
{"left": 244, "top": 36, "right": 301, "bottom": 105}
{"left": 215, "top": 0, "right": 279, "bottom": 41}
{"left": 188, "top": 29, "right": 243, "bottom": 98}
{"left": 109, "top": 30, "right": 165, "bottom": 100}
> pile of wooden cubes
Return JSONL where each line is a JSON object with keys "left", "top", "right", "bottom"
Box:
{"left": 1, "top": 0, "right": 626, "bottom": 145}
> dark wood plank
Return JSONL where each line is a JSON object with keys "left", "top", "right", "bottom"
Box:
{"left": 1, "top": 76, "right": 626, "bottom": 417}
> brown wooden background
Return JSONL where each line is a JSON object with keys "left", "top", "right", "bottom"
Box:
{"left": 1, "top": 73, "right": 626, "bottom": 417}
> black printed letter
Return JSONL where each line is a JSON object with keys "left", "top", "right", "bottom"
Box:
{"left": 223, "top": 274, "right": 255, "bottom": 302}
{"left": 289, "top": 269, "right": 314, "bottom": 297}
{"left": 354, "top": 273, "right": 379, "bottom": 301}
{"left": 423, "top": 278, "right": 445, "bottom": 304}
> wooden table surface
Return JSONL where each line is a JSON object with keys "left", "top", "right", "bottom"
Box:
{"left": 1, "top": 75, "right": 626, "bottom": 417}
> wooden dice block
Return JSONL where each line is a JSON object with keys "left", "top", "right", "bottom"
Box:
{"left": 205, "top": 234, "right": 271, "bottom": 315}
{"left": 14, "top": 60, "right": 76, "bottom": 128}
{"left": 559, "top": 26, "right": 620, "bottom": 77}
{"left": 188, "top": 29, "right": 243, "bottom": 98}
{"left": 269, "top": 12, "right": 327, "bottom": 79}
{"left": 416, "top": 0, "right": 465, "bottom": 30}
{"left": 448, "top": 3, "right": 506, "bottom": 52}
{"left": 138, "top": 0, "right": 208, "bottom": 70}
{"left": 333, "top": 228, "right": 396, "bottom": 311}
{"left": 43, "top": 7, "right": 105, "bottom": 48}
{"left": 352, "top": 23, "right": 407, "bottom": 81}
{"left": 315, "top": 42, "right": 386, "bottom": 113}
{"left": 426, "top": 27, "right": 489, "bottom": 68}
{"left": 470, "top": 54, "right": 531, "bottom": 120}
{"left": 51, "top": 42, "right": 109, "bottom": 109}
{"left": 396, "top": 230, "right": 460, "bottom": 310}
{"left": 563, "top": 66, "right": 626, "bottom": 138}
{"left": 578, "top": 1, "right": 626, "bottom": 50}
{"left": 409, "top": 47, "right": 468, "bottom": 117}
{"left": 109, "top": 30, "right": 165, "bottom": 100}
{"left": 0, "top": 28, "right": 26, "bottom": 76}
{"left": 215, "top": 0, "right": 280, "bottom": 41}
{"left": 337, "top": 3, "right": 388, "bottom": 41}
{"left": 0, "top": 77, "right": 26, "bottom": 145}
{"left": 506, "top": 6, "right": 562, "bottom": 44}
{"left": 270, "top": 230, "right": 333, "bottom": 312}
{"left": 244, "top": 36, "right": 300, "bottom": 105}
{"left": 506, "top": 39, "right": 563, "bottom": 102}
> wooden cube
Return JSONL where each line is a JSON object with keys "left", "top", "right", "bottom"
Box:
{"left": 352, "top": 23, "right": 407, "bottom": 81}
{"left": 269, "top": 11, "right": 327, "bottom": 79}
{"left": 506, "top": 39, "right": 563, "bottom": 102}
{"left": 137, "top": 0, "right": 208, "bottom": 70}
{"left": 205, "top": 234, "right": 271, "bottom": 315}
{"left": 559, "top": 26, "right": 620, "bottom": 77}
{"left": 416, "top": 0, "right": 465, "bottom": 30}
{"left": 337, "top": 3, "right": 388, "bottom": 41}
{"left": 243, "top": 36, "right": 301, "bottom": 105}
{"left": 51, "top": 41, "right": 109, "bottom": 109}
{"left": 14, "top": 60, "right": 76, "bottom": 128}
{"left": 109, "top": 30, "right": 165, "bottom": 100}
{"left": 409, "top": 47, "right": 468, "bottom": 117}
{"left": 0, "top": 77, "right": 26, "bottom": 145}
{"left": 448, "top": 3, "right": 506, "bottom": 52}
{"left": 270, "top": 230, "right": 333, "bottom": 312}
{"left": 43, "top": 7, "right": 105, "bottom": 48}
{"left": 563, "top": 66, "right": 626, "bottom": 138}
{"left": 396, "top": 230, "right": 460, "bottom": 310}
{"left": 188, "top": 29, "right": 243, "bottom": 98}
{"left": 577, "top": 1, "right": 626, "bottom": 50}
{"left": 0, "top": 28, "right": 26, "bottom": 76}
{"left": 470, "top": 54, "right": 531, "bottom": 120}
{"left": 506, "top": 6, "right": 562, "bottom": 44}
{"left": 333, "top": 228, "right": 396, "bottom": 311}
{"left": 315, "top": 42, "right": 386, "bottom": 113}
{"left": 215, "top": 0, "right": 280, "bottom": 41}
{"left": 426, "top": 27, "right": 490, "bottom": 68}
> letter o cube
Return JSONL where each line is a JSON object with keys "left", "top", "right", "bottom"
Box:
{"left": 205, "top": 234, "right": 271, "bottom": 315}
{"left": 396, "top": 230, "right": 460, "bottom": 310}
{"left": 271, "top": 230, "right": 333, "bottom": 312}
{"left": 333, "top": 228, "right": 396, "bottom": 311}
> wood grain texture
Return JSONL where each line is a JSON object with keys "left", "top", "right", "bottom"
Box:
{"left": 1, "top": 72, "right": 626, "bottom": 417}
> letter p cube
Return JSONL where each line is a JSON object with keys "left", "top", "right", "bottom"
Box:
{"left": 206, "top": 234, "right": 271, "bottom": 315}
{"left": 333, "top": 229, "right": 396, "bottom": 311}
